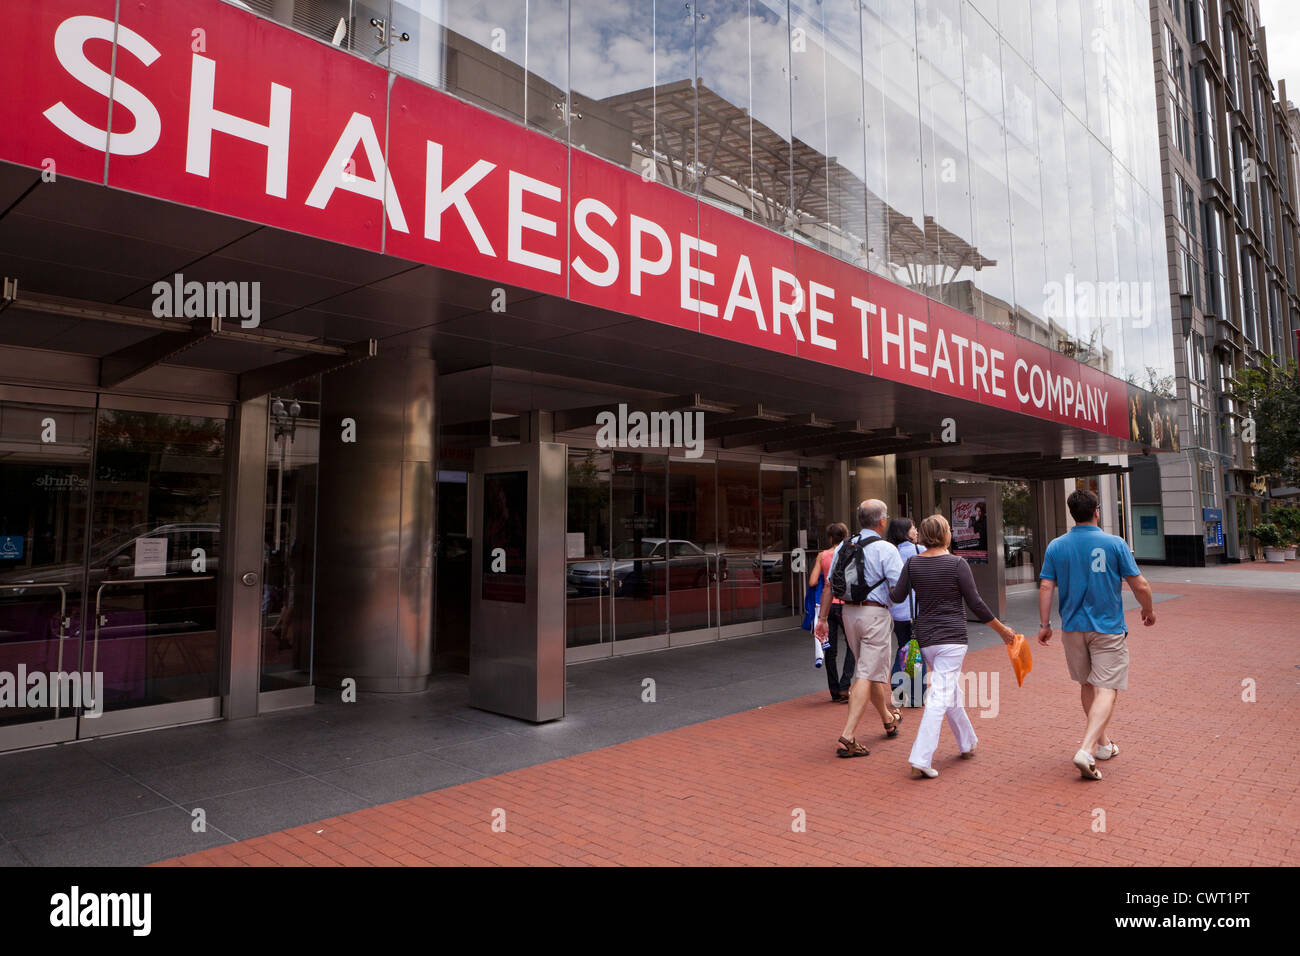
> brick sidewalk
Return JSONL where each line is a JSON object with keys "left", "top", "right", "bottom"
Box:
{"left": 159, "top": 582, "right": 1299, "bottom": 867}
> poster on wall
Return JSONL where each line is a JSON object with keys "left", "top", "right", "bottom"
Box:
{"left": 482, "top": 471, "right": 528, "bottom": 603}
{"left": 950, "top": 497, "right": 989, "bottom": 564}
{"left": 1126, "top": 384, "right": 1181, "bottom": 451}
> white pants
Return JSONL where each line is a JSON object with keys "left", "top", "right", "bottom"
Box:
{"left": 907, "top": 643, "right": 977, "bottom": 769}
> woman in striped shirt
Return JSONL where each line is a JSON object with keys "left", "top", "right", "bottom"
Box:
{"left": 889, "top": 514, "right": 1018, "bottom": 778}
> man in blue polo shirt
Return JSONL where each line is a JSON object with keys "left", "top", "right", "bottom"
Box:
{"left": 1038, "top": 489, "right": 1155, "bottom": 780}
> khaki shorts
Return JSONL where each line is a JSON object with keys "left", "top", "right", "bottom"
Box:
{"left": 842, "top": 604, "right": 893, "bottom": 683}
{"left": 1062, "top": 631, "right": 1129, "bottom": 691}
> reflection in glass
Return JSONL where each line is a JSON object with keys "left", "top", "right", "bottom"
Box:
{"left": 261, "top": 383, "right": 319, "bottom": 692}
{"left": 611, "top": 453, "right": 666, "bottom": 640}
{"left": 390, "top": 0, "right": 528, "bottom": 124}
{"left": 0, "top": 403, "right": 92, "bottom": 727}
{"left": 566, "top": 448, "right": 611, "bottom": 648}
{"left": 667, "top": 458, "right": 718, "bottom": 634}
{"left": 87, "top": 409, "right": 226, "bottom": 712}
{"left": 717, "top": 458, "right": 761, "bottom": 627}
{"left": 761, "top": 464, "right": 799, "bottom": 621}
{"left": 962, "top": 3, "right": 1015, "bottom": 329}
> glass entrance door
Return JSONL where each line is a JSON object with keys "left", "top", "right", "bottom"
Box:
{"left": 0, "top": 399, "right": 228, "bottom": 751}
{"left": 0, "top": 401, "right": 93, "bottom": 749}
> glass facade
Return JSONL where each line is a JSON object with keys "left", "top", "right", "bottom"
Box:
{"left": 229, "top": 0, "right": 1175, "bottom": 386}
{"left": 565, "top": 449, "right": 825, "bottom": 649}
{"left": 261, "top": 382, "right": 321, "bottom": 692}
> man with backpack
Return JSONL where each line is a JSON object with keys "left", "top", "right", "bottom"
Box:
{"left": 815, "top": 499, "right": 905, "bottom": 758}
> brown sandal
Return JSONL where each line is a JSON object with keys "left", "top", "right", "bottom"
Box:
{"left": 836, "top": 736, "right": 870, "bottom": 758}
{"left": 883, "top": 709, "right": 903, "bottom": 737}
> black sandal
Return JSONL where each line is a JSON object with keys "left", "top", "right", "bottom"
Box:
{"left": 883, "top": 709, "right": 902, "bottom": 737}
{"left": 836, "top": 736, "right": 870, "bottom": 758}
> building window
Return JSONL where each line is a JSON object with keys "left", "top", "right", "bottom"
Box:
{"left": 1188, "top": 0, "right": 1207, "bottom": 42}
{"left": 1194, "top": 68, "right": 1219, "bottom": 181}
{"left": 1203, "top": 202, "right": 1229, "bottom": 317}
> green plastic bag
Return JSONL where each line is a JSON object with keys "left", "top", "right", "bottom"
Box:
{"left": 904, "top": 638, "right": 921, "bottom": 678}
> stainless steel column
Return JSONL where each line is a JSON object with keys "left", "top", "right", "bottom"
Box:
{"left": 314, "top": 350, "right": 436, "bottom": 692}
{"left": 469, "top": 441, "right": 566, "bottom": 722}
{"left": 221, "top": 395, "right": 269, "bottom": 720}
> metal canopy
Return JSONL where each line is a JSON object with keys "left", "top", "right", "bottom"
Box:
{"left": 3, "top": 282, "right": 377, "bottom": 397}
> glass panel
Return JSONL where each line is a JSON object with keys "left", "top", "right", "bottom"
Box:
{"left": 566, "top": 448, "right": 611, "bottom": 648}
{"left": 237, "top": 0, "right": 389, "bottom": 58}
{"left": 610, "top": 452, "right": 666, "bottom": 640}
{"left": 569, "top": 0, "right": 655, "bottom": 174}
{"left": 653, "top": 0, "right": 698, "bottom": 195}
{"left": 1001, "top": 479, "right": 1035, "bottom": 584}
{"left": 917, "top": 0, "right": 975, "bottom": 312}
{"left": 526, "top": 0, "right": 570, "bottom": 139}
{"left": 261, "top": 383, "right": 320, "bottom": 692}
{"left": 870, "top": 0, "right": 925, "bottom": 289}
{"left": 962, "top": 2, "right": 1016, "bottom": 329}
{"left": 0, "top": 403, "right": 92, "bottom": 727}
{"left": 1057, "top": 0, "right": 1088, "bottom": 122}
{"left": 87, "top": 409, "right": 226, "bottom": 713}
{"left": 760, "top": 464, "right": 799, "bottom": 621}
{"left": 798, "top": 465, "right": 826, "bottom": 555}
{"left": 390, "top": 0, "right": 528, "bottom": 125}
{"left": 717, "top": 458, "right": 761, "bottom": 627}
{"left": 667, "top": 458, "right": 717, "bottom": 634}
{"left": 823, "top": 0, "right": 867, "bottom": 264}
{"left": 1002, "top": 43, "right": 1046, "bottom": 338}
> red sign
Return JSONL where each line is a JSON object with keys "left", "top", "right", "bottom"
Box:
{"left": 0, "top": 0, "right": 1129, "bottom": 438}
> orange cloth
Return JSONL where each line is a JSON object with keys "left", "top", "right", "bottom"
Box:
{"left": 1007, "top": 634, "right": 1033, "bottom": 686}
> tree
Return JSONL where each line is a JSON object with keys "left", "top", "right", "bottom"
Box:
{"left": 1233, "top": 359, "right": 1300, "bottom": 487}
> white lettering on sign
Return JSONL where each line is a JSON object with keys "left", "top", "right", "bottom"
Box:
{"left": 186, "top": 54, "right": 291, "bottom": 197}
{"left": 45, "top": 16, "right": 161, "bottom": 156}
{"left": 26, "top": 7, "right": 1133, "bottom": 439}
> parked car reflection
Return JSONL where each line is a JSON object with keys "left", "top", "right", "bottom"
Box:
{"left": 566, "top": 538, "right": 726, "bottom": 597}
{"left": 0, "top": 522, "right": 220, "bottom": 641}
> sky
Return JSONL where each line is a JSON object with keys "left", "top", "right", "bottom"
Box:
{"left": 1259, "top": 0, "right": 1300, "bottom": 103}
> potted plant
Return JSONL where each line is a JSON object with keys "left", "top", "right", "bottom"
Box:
{"left": 1251, "top": 522, "right": 1288, "bottom": 563}
{"left": 1270, "top": 506, "right": 1300, "bottom": 560}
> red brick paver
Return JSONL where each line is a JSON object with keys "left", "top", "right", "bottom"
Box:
{"left": 159, "top": 582, "right": 1299, "bottom": 866}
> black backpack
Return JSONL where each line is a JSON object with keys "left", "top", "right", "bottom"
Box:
{"left": 829, "top": 533, "right": 889, "bottom": 604}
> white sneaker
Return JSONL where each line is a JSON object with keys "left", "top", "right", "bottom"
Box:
{"left": 1094, "top": 741, "right": 1119, "bottom": 761}
{"left": 1073, "top": 749, "right": 1102, "bottom": 780}
{"left": 910, "top": 764, "right": 939, "bottom": 778}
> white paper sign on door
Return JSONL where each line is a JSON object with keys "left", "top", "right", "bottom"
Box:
{"left": 134, "top": 537, "right": 168, "bottom": 577}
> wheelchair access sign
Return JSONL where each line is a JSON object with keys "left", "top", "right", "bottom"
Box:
{"left": 0, "top": 536, "right": 23, "bottom": 560}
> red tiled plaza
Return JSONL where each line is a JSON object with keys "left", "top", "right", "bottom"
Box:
{"left": 159, "top": 579, "right": 1300, "bottom": 867}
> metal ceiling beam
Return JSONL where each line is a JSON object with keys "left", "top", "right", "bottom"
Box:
{"left": 702, "top": 405, "right": 787, "bottom": 439}
{"left": 761, "top": 421, "right": 875, "bottom": 453}
{"left": 943, "top": 453, "right": 1053, "bottom": 471}
{"left": 11, "top": 287, "right": 349, "bottom": 356}
{"left": 798, "top": 427, "right": 906, "bottom": 454}
{"left": 99, "top": 316, "right": 221, "bottom": 388}
{"left": 237, "top": 338, "right": 377, "bottom": 402}
{"left": 834, "top": 436, "right": 951, "bottom": 460}
{"left": 720, "top": 413, "right": 833, "bottom": 449}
